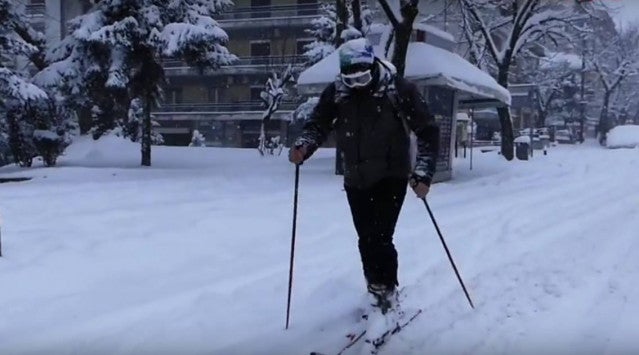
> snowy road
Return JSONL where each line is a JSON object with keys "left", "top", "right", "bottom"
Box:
{"left": 0, "top": 138, "right": 638, "bottom": 354}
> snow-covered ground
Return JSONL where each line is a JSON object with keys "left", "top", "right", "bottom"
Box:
{"left": 1, "top": 137, "right": 638, "bottom": 355}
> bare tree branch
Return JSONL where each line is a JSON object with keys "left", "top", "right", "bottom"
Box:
{"left": 376, "top": 0, "right": 400, "bottom": 29}
{"left": 460, "top": 0, "right": 500, "bottom": 64}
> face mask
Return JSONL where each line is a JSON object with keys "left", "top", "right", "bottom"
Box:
{"left": 341, "top": 69, "right": 373, "bottom": 88}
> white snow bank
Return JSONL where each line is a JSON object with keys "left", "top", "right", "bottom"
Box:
{"left": 62, "top": 135, "right": 141, "bottom": 168}
{"left": 60, "top": 135, "right": 264, "bottom": 170}
{"left": 297, "top": 42, "right": 510, "bottom": 105}
{"left": 514, "top": 136, "right": 531, "bottom": 144}
{"left": 607, "top": 125, "right": 639, "bottom": 149}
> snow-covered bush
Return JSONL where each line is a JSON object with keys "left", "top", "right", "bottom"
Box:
{"left": 189, "top": 130, "right": 206, "bottom": 147}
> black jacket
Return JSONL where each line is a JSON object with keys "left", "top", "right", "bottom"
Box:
{"left": 295, "top": 63, "right": 440, "bottom": 188}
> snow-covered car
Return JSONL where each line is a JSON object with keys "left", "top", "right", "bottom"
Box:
{"left": 607, "top": 125, "right": 639, "bottom": 149}
{"left": 555, "top": 129, "right": 575, "bottom": 144}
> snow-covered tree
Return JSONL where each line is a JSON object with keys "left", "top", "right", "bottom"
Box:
{"left": 189, "top": 129, "right": 206, "bottom": 147}
{"left": 589, "top": 25, "right": 639, "bottom": 144}
{"left": 512, "top": 54, "right": 582, "bottom": 128}
{"left": 459, "top": 0, "right": 595, "bottom": 159}
{"left": 0, "top": 0, "right": 59, "bottom": 167}
{"left": 37, "top": 0, "right": 237, "bottom": 166}
{"left": 258, "top": 65, "right": 295, "bottom": 156}
{"left": 303, "top": 0, "right": 373, "bottom": 66}
{"left": 304, "top": 3, "right": 337, "bottom": 65}
{"left": 118, "top": 97, "right": 164, "bottom": 145}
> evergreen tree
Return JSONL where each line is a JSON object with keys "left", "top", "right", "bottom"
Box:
{"left": 37, "top": 0, "right": 237, "bottom": 166}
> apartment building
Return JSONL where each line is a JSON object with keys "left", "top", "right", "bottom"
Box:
{"left": 25, "top": 0, "right": 91, "bottom": 45}
{"left": 155, "top": 0, "right": 320, "bottom": 147}
{"left": 24, "top": 0, "right": 318, "bottom": 148}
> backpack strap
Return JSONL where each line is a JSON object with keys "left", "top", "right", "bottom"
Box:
{"left": 384, "top": 80, "right": 411, "bottom": 137}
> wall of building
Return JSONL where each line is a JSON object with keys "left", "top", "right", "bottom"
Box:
{"left": 44, "top": 0, "right": 63, "bottom": 44}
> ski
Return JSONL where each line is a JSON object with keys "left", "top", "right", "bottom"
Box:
{"left": 361, "top": 308, "right": 423, "bottom": 355}
{"left": 310, "top": 309, "right": 422, "bottom": 355}
{"left": 310, "top": 325, "right": 367, "bottom": 355}
{"left": 309, "top": 287, "right": 413, "bottom": 355}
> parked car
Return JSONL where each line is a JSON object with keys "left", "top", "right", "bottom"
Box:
{"left": 555, "top": 129, "right": 575, "bottom": 144}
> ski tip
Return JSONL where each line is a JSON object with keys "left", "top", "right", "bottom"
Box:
{"left": 310, "top": 352, "right": 327, "bottom": 355}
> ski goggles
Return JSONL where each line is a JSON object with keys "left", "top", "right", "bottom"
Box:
{"left": 340, "top": 69, "right": 373, "bottom": 88}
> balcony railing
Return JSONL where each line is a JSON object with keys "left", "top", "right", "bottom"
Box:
{"left": 218, "top": 3, "right": 319, "bottom": 21}
{"left": 162, "top": 55, "right": 307, "bottom": 69}
{"left": 25, "top": 4, "right": 46, "bottom": 17}
{"left": 155, "top": 101, "right": 300, "bottom": 113}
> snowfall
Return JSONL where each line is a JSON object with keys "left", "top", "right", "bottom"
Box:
{"left": 0, "top": 136, "right": 638, "bottom": 355}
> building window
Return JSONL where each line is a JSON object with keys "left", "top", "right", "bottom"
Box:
{"left": 251, "top": 0, "right": 271, "bottom": 18}
{"left": 208, "top": 87, "right": 219, "bottom": 103}
{"left": 250, "top": 86, "right": 265, "bottom": 102}
{"left": 250, "top": 41, "right": 271, "bottom": 58}
{"left": 297, "top": 0, "right": 318, "bottom": 16}
{"left": 251, "top": 0, "right": 271, "bottom": 7}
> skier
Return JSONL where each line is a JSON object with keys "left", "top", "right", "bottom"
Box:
{"left": 288, "top": 38, "right": 440, "bottom": 315}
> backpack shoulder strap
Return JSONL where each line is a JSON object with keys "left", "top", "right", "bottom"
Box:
{"left": 385, "top": 78, "right": 411, "bottom": 136}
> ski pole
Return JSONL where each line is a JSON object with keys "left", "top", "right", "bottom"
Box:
{"left": 285, "top": 164, "right": 301, "bottom": 329}
{"left": 421, "top": 198, "right": 474, "bottom": 309}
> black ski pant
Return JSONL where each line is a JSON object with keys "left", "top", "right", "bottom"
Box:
{"left": 345, "top": 177, "right": 408, "bottom": 290}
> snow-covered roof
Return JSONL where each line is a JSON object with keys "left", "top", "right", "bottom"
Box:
{"left": 297, "top": 42, "right": 510, "bottom": 106}
{"left": 413, "top": 22, "right": 455, "bottom": 43}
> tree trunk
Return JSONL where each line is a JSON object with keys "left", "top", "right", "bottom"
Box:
{"left": 336, "top": 0, "right": 348, "bottom": 47}
{"left": 497, "top": 65, "right": 514, "bottom": 160}
{"left": 352, "top": 0, "right": 363, "bottom": 33}
{"left": 598, "top": 92, "right": 611, "bottom": 146}
{"left": 334, "top": 0, "right": 349, "bottom": 175}
{"left": 141, "top": 95, "right": 152, "bottom": 166}
{"left": 536, "top": 109, "right": 547, "bottom": 129}
{"left": 391, "top": 2, "right": 419, "bottom": 78}
{"left": 393, "top": 24, "right": 412, "bottom": 78}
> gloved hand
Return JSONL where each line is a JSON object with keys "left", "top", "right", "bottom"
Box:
{"left": 410, "top": 176, "right": 430, "bottom": 199}
{"left": 288, "top": 145, "right": 308, "bottom": 165}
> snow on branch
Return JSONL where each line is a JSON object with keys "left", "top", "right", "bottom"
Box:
{"left": 257, "top": 65, "right": 295, "bottom": 156}
{"left": 0, "top": 68, "right": 47, "bottom": 102}
{"left": 460, "top": 0, "right": 501, "bottom": 64}
{"left": 461, "top": 0, "right": 590, "bottom": 65}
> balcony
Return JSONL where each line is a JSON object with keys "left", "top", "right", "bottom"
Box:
{"left": 163, "top": 55, "right": 307, "bottom": 76}
{"left": 154, "top": 101, "right": 300, "bottom": 114}
{"left": 153, "top": 101, "right": 298, "bottom": 123}
{"left": 217, "top": 4, "right": 319, "bottom": 29}
{"left": 25, "top": 3, "right": 46, "bottom": 18}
